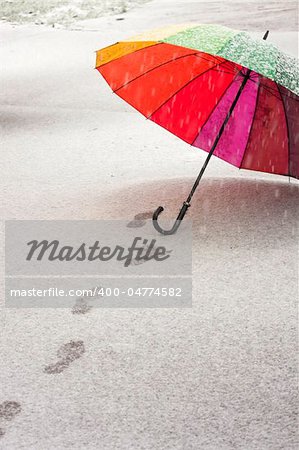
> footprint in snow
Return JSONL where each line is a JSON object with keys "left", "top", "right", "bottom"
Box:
{"left": 127, "top": 211, "right": 153, "bottom": 228}
{"left": 0, "top": 401, "right": 22, "bottom": 438}
{"left": 71, "top": 297, "right": 93, "bottom": 315}
{"left": 71, "top": 286, "right": 104, "bottom": 315}
{"left": 44, "top": 340, "right": 85, "bottom": 374}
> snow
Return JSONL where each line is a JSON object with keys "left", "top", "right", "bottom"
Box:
{"left": 0, "top": 0, "right": 150, "bottom": 27}
{"left": 1, "top": 0, "right": 298, "bottom": 449}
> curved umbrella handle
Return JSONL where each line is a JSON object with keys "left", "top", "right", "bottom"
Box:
{"left": 152, "top": 202, "right": 190, "bottom": 235}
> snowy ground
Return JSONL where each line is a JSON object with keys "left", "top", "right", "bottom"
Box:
{"left": 0, "top": 0, "right": 150, "bottom": 27}
{"left": 1, "top": 0, "right": 298, "bottom": 449}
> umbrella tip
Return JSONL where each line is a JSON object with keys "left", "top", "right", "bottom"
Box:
{"left": 263, "top": 30, "right": 269, "bottom": 40}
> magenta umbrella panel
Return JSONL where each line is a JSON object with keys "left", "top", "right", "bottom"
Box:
{"left": 192, "top": 70, "right": 298, "bottom": 179}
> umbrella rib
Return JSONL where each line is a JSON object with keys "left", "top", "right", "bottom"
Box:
{"left": 239, "top": 76, "right": 261, "bottom": 170}
{"left": 147, "top": 60, "right": 230, "bottom": 119}
{"left": 190, "top": 70, "right": 242, "bottom": 147}
{"left": 255, "top": 83, "right": 282, "bottom": 101}
{"left": 257, "top": 81, "right": 284, "bottom": 101}
{"left": 113, "top": 51, "right": 205, "bottom": 93}
{"left": 277, "top": 84, "right": 291, "bottom": 177}
{"left": 113, "top": 52, "right": 230, "bottom": 93}
{"left": 95, "top": 41, "right": 162, "bottom": 69}
{"left": 220, "top": 59, "right": 240, "bottom": 72}
{"left": 250, "top": 78, "right": 299, "bottom": 102}
{"left": 245, "top": 76, "right": 280, "bottom": 100}
{"left": 192, "top": 52, "right": 238, "bottom": 75}
{"left": 210, "top": 69, "right": 240, "bottom": 76}
{"left": 195, "top": 53, "right": 240, "bottom": 76}
{"left": 266, "top": 84, "right": 299, "bottom": 102}
{"left": 193, "top": 52, "right": 230, "bottom": 67}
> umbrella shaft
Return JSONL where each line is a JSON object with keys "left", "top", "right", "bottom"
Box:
{"left": 186, "top": 69, "right": 251, "bottom": 204}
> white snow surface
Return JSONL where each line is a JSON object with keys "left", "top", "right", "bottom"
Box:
{"left": 0, "top": 1, "right": 298, "bottom": 449}
{"left": 0, "top": 0, "right": 150, "bottom": 27}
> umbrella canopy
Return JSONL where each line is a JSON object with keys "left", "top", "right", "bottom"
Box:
{"left": 96, "top": 24, "right": 299, "bottom": 179}
{"left": 95, "top": 24, "right": 299, "bottom": 234}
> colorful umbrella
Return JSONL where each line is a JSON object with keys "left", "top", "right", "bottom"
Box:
{"left": 95, "top": 24, "right": 299, "bottom": 234}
